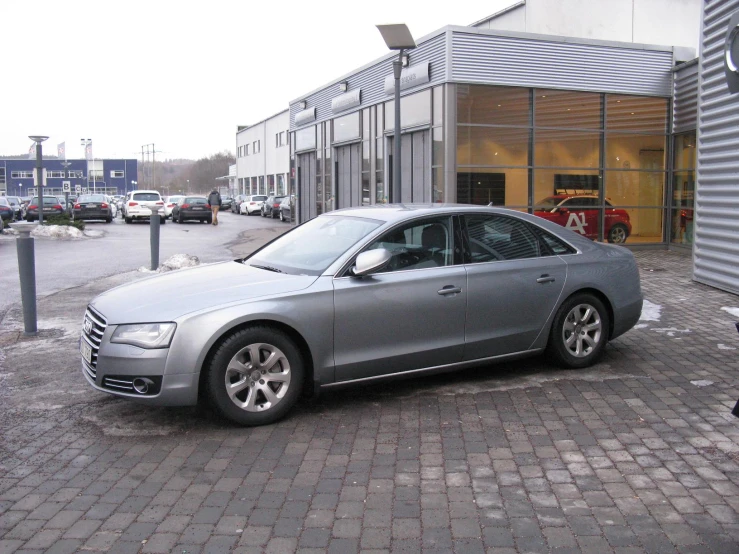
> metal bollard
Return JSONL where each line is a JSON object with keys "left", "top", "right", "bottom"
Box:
{"left": 150, "top": 207, "right": 160, "bottom": 271}
{"left": 11, "top": 222, "right": 38, "bottom": 335}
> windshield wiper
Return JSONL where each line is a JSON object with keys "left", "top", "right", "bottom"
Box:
{"left": 250, "top": 264, "right": 285, "bottom": 274}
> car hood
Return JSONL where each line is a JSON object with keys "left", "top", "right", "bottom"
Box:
{"left": 90, "top": 261, "right": 318, "bottom": 324}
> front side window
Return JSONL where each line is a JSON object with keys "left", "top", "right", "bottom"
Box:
{"left": 363, "top": 217, "right": 454, "bottom": 273}
{"left": 465, "top": 214, "right": 540, "bottom": 262}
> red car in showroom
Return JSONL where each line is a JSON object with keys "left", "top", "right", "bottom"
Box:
{"left": 534, "top": 194, "right": 632, "bottom": 244}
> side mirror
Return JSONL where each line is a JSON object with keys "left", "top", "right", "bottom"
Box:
{"left": 352, "top": 248, "right": 392, "bottom": 277}
{"left": 558, "top": 207, "right": 569, "bottom": 214}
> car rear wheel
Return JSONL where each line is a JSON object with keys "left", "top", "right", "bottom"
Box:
{"left": 105, "top": 217, "right": 112, "bottom": 223}
{"left": 607, "top": 224, "right": 629, "bottom": 244}
{"left": 546, "top": 293, "right": 609, "bottom": 369}
{"left": 178, "top": 214, "right": 184, "bottom": 224}
{"left": 206, "top": 326, "right": 304, "bottom": 426}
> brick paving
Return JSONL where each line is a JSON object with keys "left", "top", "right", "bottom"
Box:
{"left": 1, "top": 250, "right": 739, "bottom": 553}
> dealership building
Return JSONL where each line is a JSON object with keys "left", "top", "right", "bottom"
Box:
{"left": 0, "top": 158, "right": 138, "bottom": 198}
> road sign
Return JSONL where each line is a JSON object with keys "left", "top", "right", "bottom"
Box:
{"left": 83, "top": 187, "right": 89, "bottom": 194}
{"left": 75, "top": 185, "right": 82, "bottom": 193}
{"left": 62, "top": 181, "right": 71, "bottom": 193}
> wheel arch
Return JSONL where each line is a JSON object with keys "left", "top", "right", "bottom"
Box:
{"left": 560, "top": 287, "right": 615, "bottom": 340}
{"left": 197, "top": 318, "right": 316, "bottom": 402}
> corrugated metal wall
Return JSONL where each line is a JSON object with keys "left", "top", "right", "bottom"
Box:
{"left": 289, "top": 34, "right": 447, "bottom": 129}
{"left": 451, "top": 32, "right": 674, "bottom": 97}
{"left": 694, "top": 0, "right": 739, "bottom": 295}
{"left": 673, "top": 61, "right": 699, "bottom": 133}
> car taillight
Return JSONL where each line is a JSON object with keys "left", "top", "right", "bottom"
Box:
{"left": 274, "top": 203, "right": 279, "bottom": 207}
{"left": 129, "top": 201, "right": 138, "bottom": 206}
{"left": 167, "top": 203, "right": 174, "bottom": 208}
{"left": 206, "top": 204, "right": 211, "bottom": 208}
{"left": 53, "top": 204, "right": 62, "bottom": 210}
{"left": 101, "top": 202, "right": 108, "bottom": 208}
{"left": 28, "top": 204, "right": 38, "bottom": 210}
{"left": 180, "top": 204, "right": 190, "bottom": 209}
{"left": 74, "top": 204, "right": 81, "bottom": 209}
{"left": 250, "top": 202, "right": 255, "bottom": 205}
{"left": 156, "top": 201, "right": 164, "bottom": 205}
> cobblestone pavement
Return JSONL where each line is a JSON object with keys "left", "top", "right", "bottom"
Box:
{"left": 2, "top": 250, "right": 739, "bottom": 553}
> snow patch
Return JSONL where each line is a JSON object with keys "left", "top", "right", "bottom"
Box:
{"left": 651, "top": 327, "right": 691, "bottom": 337}
{"left": 83, "top": 229, "right": 104, "bottom": 238}
{"left": 633, "top": 324, "right": 648, "bottom": 330}
{"left": 639, "top": 300, "right": 662, "bottom": 322}
{"left": 138, "top": 253, "right": 200, "bottom": 273}
{"left": 32, "top": 225, "right": 84, "bottom": 239}
{"left": 718, "top": 344, "right": 737, "bottom": 351}
{"left": 690, "top": 380, "right": 714, "bottom": 387}
{"left": 721, "top": 307, "right": 739, "bottom": 318}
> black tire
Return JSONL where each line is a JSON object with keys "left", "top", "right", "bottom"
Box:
{"left": 205, "top": 326, "right": 304, "bottom": 426}
{"left": 124, "top": 216, "right": 131, "bottom": 224}
{"left": 206, "top": 217, "right": 212, "bottom": 224}
{"left": 160, "top": 216, "right": 166, "bottom": 225}
{"left": 546, "top": 293, "right": 610, "bottom": 369}
{"left": 607, "top": 224, "right": 629, "bottom": 244}
{"left": 271, "top": 210, "right": 277, "bottom": 219}
{"left": 105, "top": 217, "right": 112, "bottom": 224}
{"left": 178, "top": 214, "right": 184, "bottom": 224}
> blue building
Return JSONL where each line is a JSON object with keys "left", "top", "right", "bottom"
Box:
{"left": 0, "top": 158, "right": 138, "bottom": 198}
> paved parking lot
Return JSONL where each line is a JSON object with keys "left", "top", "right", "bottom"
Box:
{"left": 2, "top": 248, "right": 739, "bottom": 553}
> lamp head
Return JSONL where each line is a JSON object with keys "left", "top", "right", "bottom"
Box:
{"left": 376, "top": 24, "right": 416, "bottom": 50}
{"left": 28, "top": 135, "right": 48, "bottom": 143}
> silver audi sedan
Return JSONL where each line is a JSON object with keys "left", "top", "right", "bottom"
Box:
{"left": 81, "top": 205, "right": 642, "bottom": 426}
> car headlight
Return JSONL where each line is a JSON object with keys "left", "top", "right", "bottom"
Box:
{"left": 110, "top": 323, "right": 176, "bottom": 349}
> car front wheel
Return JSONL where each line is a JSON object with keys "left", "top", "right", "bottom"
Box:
{"left": 546, "top": 293, "right": 609, "bottom": 369}
{"left": 206, "top": 326, "right": 304, "bottom": 426}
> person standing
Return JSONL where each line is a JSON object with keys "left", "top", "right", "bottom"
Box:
{"left": 208, "top": 189, "right": 222, "bottom": 225}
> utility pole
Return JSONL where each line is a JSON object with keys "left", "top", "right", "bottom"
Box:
{"left": 140, "top": 143, "right": 161, "bottom": 190}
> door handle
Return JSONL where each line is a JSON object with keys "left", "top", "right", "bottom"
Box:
{"left": 537, "top": 275, "right": 556, "bottom": 284}
{"left": 438, "top": 285, "right": 462, "bottom": 296}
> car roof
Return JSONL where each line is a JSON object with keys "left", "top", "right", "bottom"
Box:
{"left": 327, "top": 204, "right": 559, "bottom": 224}
{"left": 131, "top": 190, "right": 161, "bottom": 195}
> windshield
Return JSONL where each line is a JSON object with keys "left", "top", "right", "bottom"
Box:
{"left": 535, "top": 197, "right": 561, "bottom": 208}
{"left": 247, "top": 215, "right": 383, "bottom": 276}
{"left": 78, "top": 194, "right": 106, "bottom": 203}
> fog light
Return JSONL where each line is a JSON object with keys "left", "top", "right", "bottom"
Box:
{"left": 133, "top": 377, "right": 155, "bottom": 394}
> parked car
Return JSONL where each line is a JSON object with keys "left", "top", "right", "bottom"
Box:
{"left": 0, "top": 197, "right": 14, "bottom": 225}
{"left": 6, "top": 196, "right": 23, "bottom": 220}
{"left": 72, "top": 194, "right": 113, "bottom": 223}
{"left": 533, "top": 194, "right": 632, "bottom": 244}
{"left": 231, "top": 195, "right": 245, "bottom": 213}
{"left": 81, "top": 204, "right": 643, "bottom": 427}
{"left": 278, "top": 195, "right": 295, "bottom": 222}
{"left": 25, "top": 196, "right": 64, "bottom": 221}
{"left": 163, "top": 196, "right": 184, "bottom": 219}
{"left": 122, "top": 190, "right": 166, "bottom": 224}
{"left": 261, "top": 195, "right": 286, "bottom": 218}
{"left": 172, "top": 196, "right": 212, "bottom": 224}
{"left": 221, "top": 196, "right": 233, "bottom": 211}
{"left": 240, "top": 194, "right": 268, "bottom": 215}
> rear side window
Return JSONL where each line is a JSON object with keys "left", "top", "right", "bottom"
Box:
{"left": 132, "top": 193, "right": 160, "bottom": 202}
{"left": 534, "top": 227, "right": 576, "bottom": 256}
{"left": 465, "top": 215, "right": 539, "bottom": 262}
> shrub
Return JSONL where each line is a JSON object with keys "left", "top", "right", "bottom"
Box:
{"left": 44, "top": 213, "right": 85, "bottom": 231}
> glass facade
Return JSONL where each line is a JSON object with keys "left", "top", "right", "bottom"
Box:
{"left": 457, "top": 85, "right": 669, "bottom": 243}
{"left": 671, "top": 131, "right": 696, "bottom": 246}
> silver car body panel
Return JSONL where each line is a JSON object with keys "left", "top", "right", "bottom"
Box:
{"left": 83, "top": 204, "right": 642, "bottom": 407}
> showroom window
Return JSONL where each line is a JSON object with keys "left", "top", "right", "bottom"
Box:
{"left": 671, "top": 131, "right": 696, "bottom": 246}
{"left": 456, "top": 85, "right": 669, "bottom": 243}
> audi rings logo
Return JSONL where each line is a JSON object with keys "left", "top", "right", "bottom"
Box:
{"left": 724, "top": 12, "right": 739, "bottom": 93}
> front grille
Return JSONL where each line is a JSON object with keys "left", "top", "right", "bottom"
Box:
{"left": 82, "top": 306, "right": 107, "bottom": 378}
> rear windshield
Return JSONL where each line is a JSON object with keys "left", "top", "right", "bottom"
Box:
{"left": 252, "top": 196, "right": 267, "bottom": 201}
{"left": 78, "top": 194, "right": 106, "bottom": 203}
{"left": 31, "top": 197, "right": 60, "bottom": 205}
{"left": 132, "top": 193, "right": 161, "bottom": 201}
{"left": 184, "top": 197, "right": 208, "bottom": 204}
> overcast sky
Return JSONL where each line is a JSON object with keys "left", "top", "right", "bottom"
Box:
{"left": 1, "top": 0, "right": 513, "bottom": 161}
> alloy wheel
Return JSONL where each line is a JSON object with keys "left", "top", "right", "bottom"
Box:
{"left": 224, "top": 342, "right": 291, "bottom": 412}
{"left": 562, "top": 303, "right": 602, "bottom": 358}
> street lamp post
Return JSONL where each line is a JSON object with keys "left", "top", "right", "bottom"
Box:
{"left": 376, "top": 24, "right": 416, "bottom": 203}
{"left": 29, "top": 136, "right": 48, "bottom": 224}
{"left": 61, "top": 160, "right": 72, "bottom": 214}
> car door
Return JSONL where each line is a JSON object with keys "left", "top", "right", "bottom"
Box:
{"left": 332, "top": 216, "right": 466, "bottom": 382}
{"left": 463, "top": 214, "right": 567, "bottom": 360}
